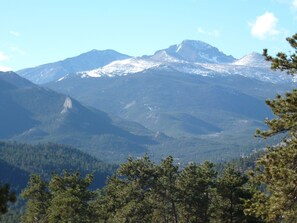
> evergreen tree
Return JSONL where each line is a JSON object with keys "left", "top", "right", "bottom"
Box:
{"left": 98, "top": 156, "right": 157, "bottom": 223}
{"left": 0, "top": 182, "right": 16, "bottom": 216}
{"left": 151, "top": 156, "right": 179, "bottom": 223}
{"left": 177, "top": 161, "right": 217, "bottom": 223}
{"left": 245, "top": 33, "right": 297, "bottom": 222}
{"left": 263, "top": 33, "right": 297, "bottom": 75}
{"left": 215, "top": 165, "right": 261, "bottom": 223}
{"left": 47, "top": 172, "right": 95, "bottom": 223}
{"left": 21, "top": 175, "right": 50, "bottom": 223}
{"left": 21, "top": 172, "right": 96, "bottom": 223}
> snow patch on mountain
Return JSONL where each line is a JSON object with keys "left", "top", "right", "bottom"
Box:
{"left": 151, "top": 51, "right": 181, "bottom": 63}
{"left": 80, "top": 58, "right": 162, "bottom": 78}
{"left": 124, "top": 101, "right": 136, "bottom": 109}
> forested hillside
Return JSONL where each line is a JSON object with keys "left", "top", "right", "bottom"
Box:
{"left": 0, "top": 141, "right": 115, "bottom": 191}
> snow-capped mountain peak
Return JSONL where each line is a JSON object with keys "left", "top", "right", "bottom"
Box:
{"left": 233, "top": 52, "right": 270, "bottom": 68}
{"left": 154, "top": 40, "right": 236, "bottom": 64}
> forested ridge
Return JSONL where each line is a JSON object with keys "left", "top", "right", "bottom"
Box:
{"left": 0, "top": 141, "right": 115, "bottom": 191}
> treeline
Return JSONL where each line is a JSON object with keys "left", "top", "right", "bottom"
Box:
{"left": 18, "top": 156, "right": 261, "bottom": 223}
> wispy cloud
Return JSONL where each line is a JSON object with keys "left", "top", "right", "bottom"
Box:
{"left": 0, "top": 65, "right": 12, "bottom": 72}
{"left": 0, "top": 52, "right": 9, "bottom": 61}
{"left": 197, "top": 27, "right": 220, "bottom": 38}
{"left": 250, "top": 12, "right": 279, "bottom": 39}
{"left": 292, "top": 0, "right": 297, "bottom": 8}
{"left": 10, "top": 46, "right": 26, "bottom": 55}
{"left": 10, "top": 31, "right": 20, "bottom": 37}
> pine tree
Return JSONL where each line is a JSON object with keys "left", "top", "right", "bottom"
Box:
{"left": 98, "top": 155, "right": 157, "bottom": 223}
{"left": 21, "top": 172, "right": 96, "bottom": 223}
{"left": 151, "top": 156, "right": 179, "bottom": 223}
{"left": 21, "top": 175, "right": 50, "bottom": 223}
{"left": 215, "top": 165, "right": 261, "bottom": 223}
{"left": 177, "top": 161, "right": 217, "bottom": 223}
{"left": 245, "top": 33, "right": 297, "bottom": 222}
{"left": 47, "top": 172, "right": 95, "bottom": 223}
{"left": 0, "top": 182, "right": 16, "bottom": 216}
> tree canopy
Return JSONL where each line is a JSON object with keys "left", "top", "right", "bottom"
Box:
{"left": 245, "top": 33, "right": 297, "bottom": 223}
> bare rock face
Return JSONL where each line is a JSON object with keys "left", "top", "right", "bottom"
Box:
{"left": 61, "top": 97, "right": 73, "bottom": 114}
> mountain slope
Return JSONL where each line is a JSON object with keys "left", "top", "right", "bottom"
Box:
{"left": 0, "top": 71, "right": 160, "bottom": 162}
{"left": 47, "top": 68, "right": 274, "bottom": 136}
{"left": 16, "top": 50, "right": 130, "bottom": 84}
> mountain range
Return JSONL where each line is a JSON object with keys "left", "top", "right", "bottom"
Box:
{"left": 10, "top": 40, "right": 295, "bottom": 163}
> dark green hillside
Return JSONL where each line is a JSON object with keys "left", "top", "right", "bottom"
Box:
{"left": 0, "top": 159, "right": 29, "bottom": 191}
{"left": 0, "top": 141, "right": 115, "bottom": 191}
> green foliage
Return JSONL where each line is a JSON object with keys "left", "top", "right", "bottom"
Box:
{"left": 17, "top": 154, "right": 265, "bottom": 223}
{"left": 215, "top": 165, "right": 261, "bottom": 223}
{"left": 21, "top": 175, "right": 50, "bottom": 223}
{"left": 256, "top": 90, "right": 297, "bottom": 138}
{"left": 0, "top": 141, "right": 115, "bottom": 223}
{"left": 0, "top": 183, "right": 16, "bottom": 216}
{"left": 245, "top": 139, "right": 297, "bottom": 222}
{"left": 177, "top": 161, "right": 217, "bottom": 223}
{"left": 0, "top": 141, "right": 115, "bottom": 191}
{"left": 245, "top": 33, "right": 297, "bottom": 222}
{"left": 93, "top": 155, "right": 259, "bottom": 223}
{"left": 98, "top": 156, "right": 157, "bottom": 223}
{"left": 263, "top": 33, "right": 297, "bottom": 75}
{"left": 152, "top": 156, "right": 179, "bottom": 223}
{"left": 22, "top": 172, "right": 96, "bottom": 223}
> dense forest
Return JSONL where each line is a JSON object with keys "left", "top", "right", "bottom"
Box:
{"left": 1, "top": 34, "right": 297, "bottom": 222}
{"left": 0, "top": 141, "right": 115, "bottom": 191}
{"left": 19, "top": 156, "right": 264, "bottom": 223}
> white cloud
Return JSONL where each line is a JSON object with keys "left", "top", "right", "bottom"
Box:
{"left": 0, "top": 65, "right": 12, "bottom": 71}
{"left": 197, "top": 27, "right": 220, "bottom": 38}
{"left": 0, "top": 52, "right": 9, "bottom": 61}
{"left": 209, "top": 29, "right": 220, "bottom": 38}
{"left": 10, "top": 47, "right": 26, "bottom": 55}
{"left": 250, "top": 12, "right": 279, "bottom": 39}
{"left": 10, "top": 31, "right": 20, "bottom": 37}
{"left": 292, "top": 0, "right": 297, "bottom": 8}
{"left": 197, "top": 27, "right": 205, "bottom": 34}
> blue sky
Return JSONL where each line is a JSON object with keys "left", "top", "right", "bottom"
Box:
{"left": 0, "top": 0, "right": 297, "bottom": 71}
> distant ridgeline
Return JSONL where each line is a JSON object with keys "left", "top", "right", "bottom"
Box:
{"left": 0, "top": 140, "right": 262, "bottom": 192}
{"left": 0, "top": 141, "right": 115, "bottom": 192}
